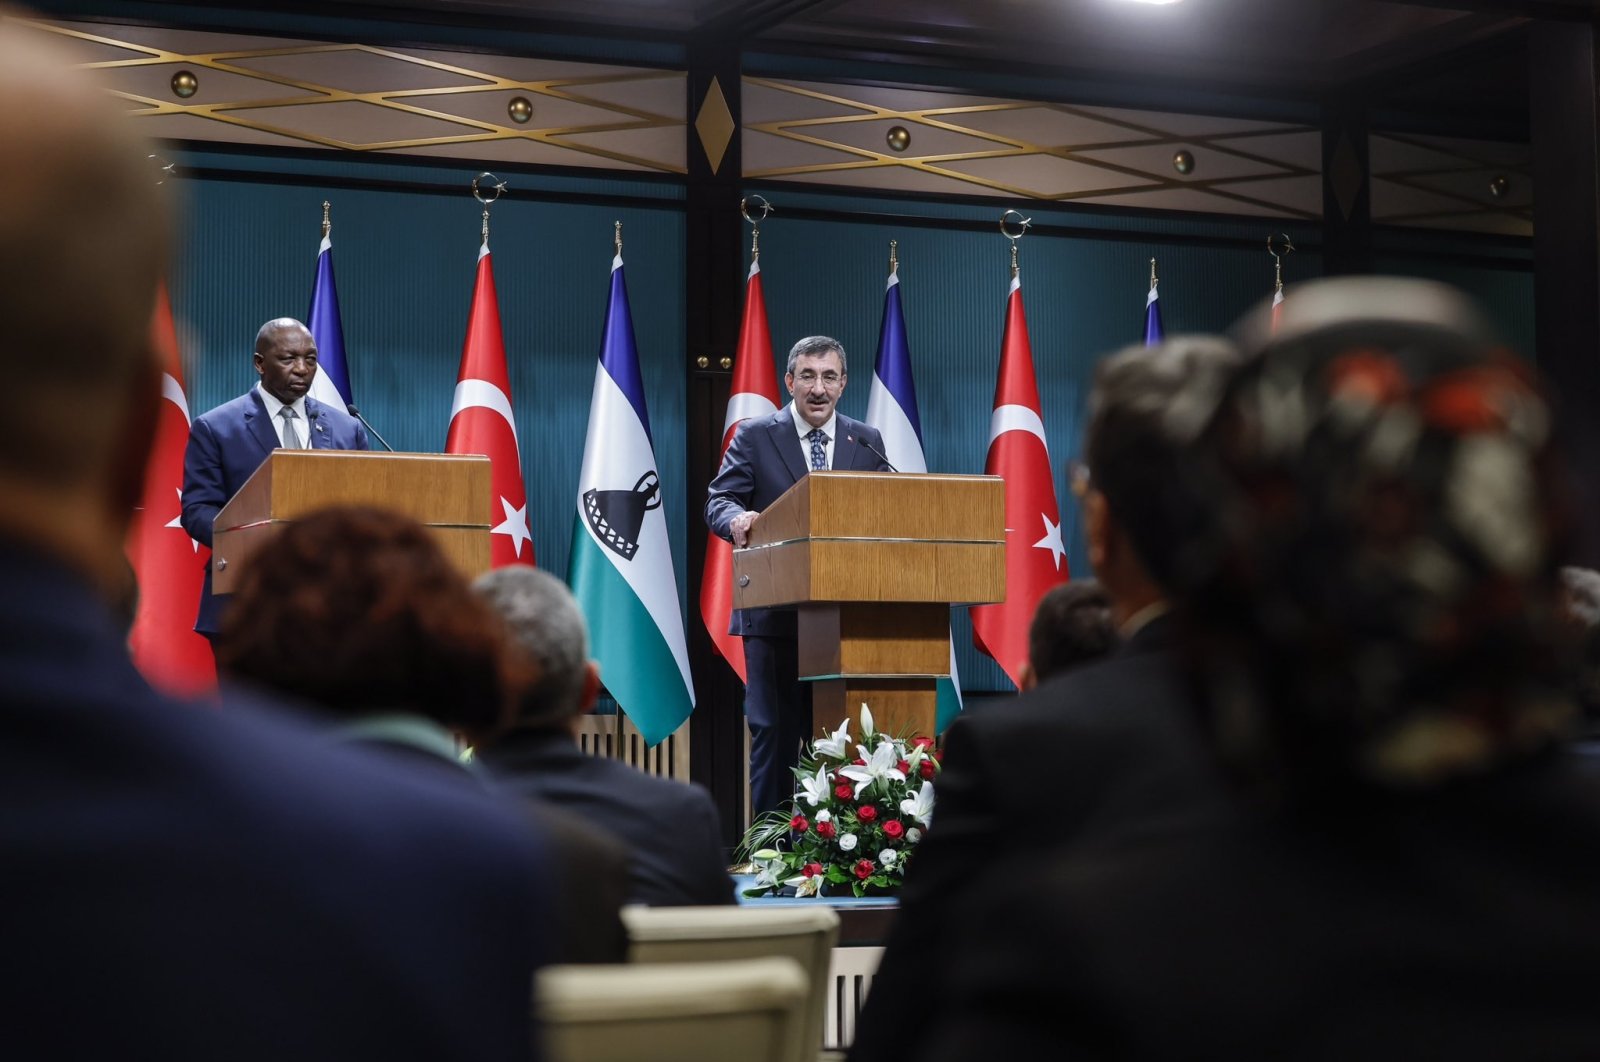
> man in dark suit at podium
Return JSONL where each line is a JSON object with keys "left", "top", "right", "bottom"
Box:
{"left": 706, "top": 336, "right": 892, "bottom": 818}
{"left": 181, "top": 317, "right": 368, "bottom": 640}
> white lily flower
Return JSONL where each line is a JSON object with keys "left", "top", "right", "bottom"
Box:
{"left": 879, "top": 848, "right": 899, "bottom": 867}
{"left": 906, "top": 828, "right": 922, "bottom": 844}
{"left": 904, "top": 742, "right": 929, "bottom": 771}
{"left": 900, "top": 780, "right": 935, "bottom": 829}
{"left": 839, "top": 739, "right": 907, "bottom": 797}
{"left": 838, "top": 833, "right": 858, "bottom": 852}
{"left": 816, "top": 809, "right": 832, "bottom": 823}
{"left": 797, "top": 765, "right": 830, "bottom": 807}
{"left": 813, "top": 717, "right": 852, "bottom": 760}
{"left": 860, "top": 703, "right": 876, "bottom": 739}
{"left": 790, "top": 875, "right": 822, "bottom": 898}
{"left": 752, "top": 854, "right": 788, "bottom": 890}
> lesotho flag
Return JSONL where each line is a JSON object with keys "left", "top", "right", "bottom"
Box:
{"left": 863, "top": 252, "right": 965, "bottom": 733}
{"left": 569, "top": 242, "right": 695, "bottom": 746}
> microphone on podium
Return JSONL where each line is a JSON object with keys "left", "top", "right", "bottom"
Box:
{"left": 848, "top": 434, "right": 899, "bottom": 473}
{"left": 347, "top": 404, "right": 396, "bottom": 453}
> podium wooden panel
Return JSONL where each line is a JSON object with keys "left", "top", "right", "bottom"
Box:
{"left": 211, "top": 450, "right": 492, "bottom": 593}
{"left": 733, "top": 472, "right": 1005, "bottom": 738}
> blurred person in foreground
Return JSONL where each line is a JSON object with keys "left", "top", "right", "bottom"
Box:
{"left": 475, "top": 565, "right": 735, "bottom": 907}
{"left": 0, "top": 15, "right": 547, "bottom": 1058}
{"left": 218, "top": 507, "right": 629, "bottom": 963}
{"left": 1560, "top": 566, "right": 1600, "bottom": 754}
{"left": 1019, "top": 578, "right": 1116, "bottom": 690}
{"left": 927, "top": 277, "right": 1600, "bottom": 1061}
{"left": 852, "top": 336, "right": 1243, "bottom": 1061}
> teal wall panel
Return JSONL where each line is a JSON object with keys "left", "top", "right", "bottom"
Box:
{"left": 167, "top": 177, "right": 687, "bottom": 605}
{"left": 158, "top": 166, "right": 1531, "bottom": 699}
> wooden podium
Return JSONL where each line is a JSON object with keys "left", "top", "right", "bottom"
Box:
{"left": 210, "top": 450, "right": 494, "bottom": 593}
{"left": 732, "top": 472, "right": 1006, "bottom": 739}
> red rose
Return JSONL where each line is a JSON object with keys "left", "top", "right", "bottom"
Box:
{"left": 912, "top": 736, "right": 935, "bottom": 748}
{"left": 789, "top": 814, "right": 808, "bottom": 832}
{"left": 934, "top": 749, "right": 944, "bottom": 762}
{"left": 854, "top": 859, "right": 874, "bottom": 880}
{"left": 919, "top": 759, "right": 937, "bottom": 779}
{"left": 856, "top": 804, "right": 878, "bottom": 823}
{"left": 853, "top": 757, "right": 867, "bottom": 766}
{"left": 835, "top": 784, "right": 854, "bottom": 800}
{"left": 882, "top": 819, "right": 905, "bottom": 840}
{"left": 897, "top": 759, "right": 911, "bottom": 774}
{"left": 815, "top": 820, "right": 837, "bottom": 839}
{"left": 802, "top": 862, "right": 823, "bottom": 878}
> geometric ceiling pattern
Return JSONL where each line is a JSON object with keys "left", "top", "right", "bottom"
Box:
{"left": 1369, "top": 132, "right": 1532, "bottom": 237}
{"left": 744, "top": 78, "right": 1324, "bottom": 219}
{"left": 11, "top": 16, "right": 686, "bottom": 173}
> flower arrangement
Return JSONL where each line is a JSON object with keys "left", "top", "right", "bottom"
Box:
{"left": 738, "top": 705, "right": 939, "bottom": 897}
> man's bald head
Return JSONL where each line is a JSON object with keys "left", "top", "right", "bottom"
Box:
{"left": 0, "top": 10, "right": 168, "bottom": 485}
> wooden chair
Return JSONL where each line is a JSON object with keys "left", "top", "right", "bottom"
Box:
{"left": 621, "top": 905, "right": 840, "bottom": 1058}
{"left": 536, "top": 957, "right": 808, "bottom": 1062}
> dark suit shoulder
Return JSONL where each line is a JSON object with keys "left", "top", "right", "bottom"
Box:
{"left": 193, "top": 389, "right": 263, "bottom": 427}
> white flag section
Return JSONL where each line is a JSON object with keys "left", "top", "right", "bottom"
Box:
{"left": 569, "top": 253, "right": 694, "bottom": 746}
{"left": 865, "top": 263, "right": 965, "bottom": 732}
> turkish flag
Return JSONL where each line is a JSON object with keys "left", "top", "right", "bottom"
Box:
{"left": 126, "top": 284, "right": 216, "bottom": 696}
{"left": 446, "top": 243, "right": 533, "bottom": 567}
{"left": 699, "top": 260, "right": 781, "bottom": 683}
{"left": 971, "top": 272, "right": 1068, "bottom": 688}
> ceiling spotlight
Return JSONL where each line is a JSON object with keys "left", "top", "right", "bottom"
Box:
{"left": 1117, "top": 0, "right": 1184, "bottom": 5}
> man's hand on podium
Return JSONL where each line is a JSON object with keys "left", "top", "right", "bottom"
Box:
{"left": 730, "top": 510, "right": 759, "bottom": 548}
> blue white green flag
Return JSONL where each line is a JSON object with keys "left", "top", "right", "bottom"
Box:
{"left": 568, "top": 249, "right": 694, "bottom": 746}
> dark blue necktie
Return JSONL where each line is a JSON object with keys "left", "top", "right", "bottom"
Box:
{"left": 807, "top": 427, "right": 827, "bottom": 471}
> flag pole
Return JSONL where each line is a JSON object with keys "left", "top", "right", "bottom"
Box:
{"left": 1268, "top": 232, "right": 1294, "bottom": 329}
{"left": 999, "top": 208, "right": 1031, "bottom": 278}
{"left": 472, "top": 170, "right": 505, "bottom": 244}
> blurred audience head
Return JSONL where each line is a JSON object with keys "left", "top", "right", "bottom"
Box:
{"left": 1560, "top": 566, "right": 1600, "bottom": 729}
{"left": 0, "top": 12, "right": 168, "bottom": 593}
{"left": 1081, "top": 336, "right": 1244, "bottom": 623}
{"left": 217, "top": 506, "right": 526, "bottom": 744}
{"left": 473, "top": 564, "right": 600, "bottom": 740}
{"left": 1174, "top": 276, "right": 1576, "bottom": 801}
{"left": 1022, "top": 579, "right": 1115, "bottom": 690}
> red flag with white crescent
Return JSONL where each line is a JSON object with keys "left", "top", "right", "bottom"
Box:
{"left": 126, "top": 283, "right": 216, "bottom": 695}
{"left": 446, "top": 242, "right": 533, "bottom": 567}
{"left": 699, "top": 259, "right": 780, "bottom": 683}
{"left": 971, "top": 270, "right": 1068, "bottom": 687}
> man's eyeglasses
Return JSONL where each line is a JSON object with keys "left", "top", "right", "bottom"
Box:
{"left": 793, "top": 370, "right": 843, "bottom": 388}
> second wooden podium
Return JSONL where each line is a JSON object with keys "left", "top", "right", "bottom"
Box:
{"left": 210, "top": 450, "right": 493, "bottom": 593}
{"left": 732, "top": 471, "right": 1006, "bottom": 739}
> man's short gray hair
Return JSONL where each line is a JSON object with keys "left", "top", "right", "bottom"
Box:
{"left": 786, "top": 335, "right": 846, "bottom": 376}
{"left": 473, "top": 565, "right": 590, "bottom": 728}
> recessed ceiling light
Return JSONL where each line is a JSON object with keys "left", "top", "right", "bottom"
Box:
{"left": 1117, "top": 0, "right": 1184, "bottom": 5}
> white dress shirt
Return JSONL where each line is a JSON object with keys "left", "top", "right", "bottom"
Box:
{"left": 256, "top": 382, "right": 310, "bottom": 448}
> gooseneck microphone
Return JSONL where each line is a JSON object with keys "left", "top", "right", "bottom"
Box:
{"left": 848, "top": 434, "right": 899, "bottom": 473}
{"left": 347, "top": 404, "right": 396, "bottom": 453}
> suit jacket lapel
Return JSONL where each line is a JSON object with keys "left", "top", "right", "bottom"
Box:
{"left": 832, "top": 415, "right": 861, "bottom": 471}
{"left": 305, "top": 397, "right": 325, "bottom": 450}
{"left": 245, "top": 389, "right": 282, "bottom": 457}
{"left": 772, "top": 407, "right": 809, "bottom": 484}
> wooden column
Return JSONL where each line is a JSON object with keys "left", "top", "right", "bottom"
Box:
{"left": 684, "top": 27, "right": 750, "bottom": 843}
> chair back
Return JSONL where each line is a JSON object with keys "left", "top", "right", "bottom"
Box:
{"left": 622, "top": 905, "right": 840, "bottom": 1057}
{"left": 536, "top": 957, "right": 808, "bottom": 1062}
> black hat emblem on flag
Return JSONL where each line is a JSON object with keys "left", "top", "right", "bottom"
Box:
{"left": 583, "top": 470, "right": 661, "bottom": 561}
